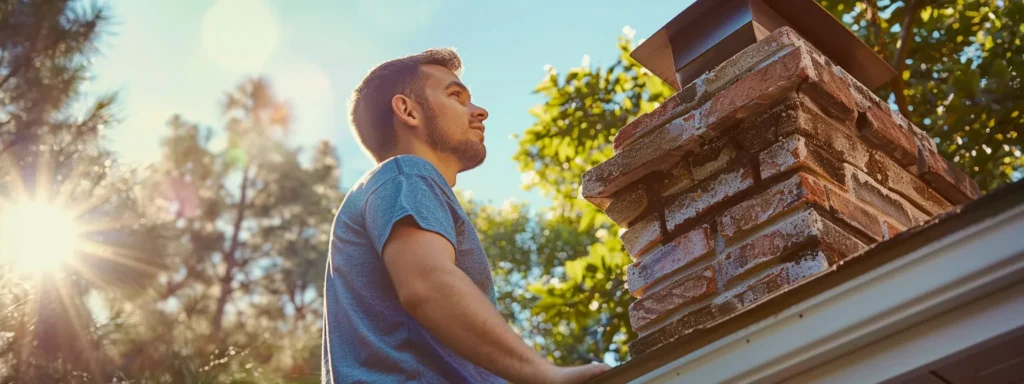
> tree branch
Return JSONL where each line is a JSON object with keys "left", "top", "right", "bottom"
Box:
{"left": 891, "top": 0, "right": 926, "bottom": 118}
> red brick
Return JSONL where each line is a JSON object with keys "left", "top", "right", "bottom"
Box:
{"left": 845, "top": 164, "right": 929, "bottom": 227}
{"left": 627, "top": 225, "right": 714, "bottom": 297}
{"left": 704, "top": 47, "right": 814, "bottom": 135}
{"left": 728, "top": 249, "right": 830, "bottom": 308}
{"left": 582, "top": 108, "right": 705, "bottom": 199}
{"left": 759, "top": 135, "right": 849, "bottom": 188}
{"left": 857, "top": 107, "right": 919, "bottom": 168}
{"left": 659, "top": 158, "right": 695, "bottom": 197}
{"left": 604, "top": 183, "right": 649, "bottom": 228}
{"left": 617, "top": 28, "right": 813, "bottom": 156}
{"left": 904, "top": 115, "right": 939, "bottom": 152}
{"left": 882, "top": 219, "right": 905, "bottom": 240}
{"left": 825, "top": 185, "right": 885, "bottom": 242}
{"left": 630, "top": 303, "right": 719, "bottom": 355}
{"left": 718, "top": 172, "right": 829, "bottom": 240}
{"left": 701, "top": 27, "right": 810, "bottom": 96}
{"left": 690, "top": 138, "right": 744, "bottom": 182}
{"left": 866, "top": 151, "right": 953, "bottom": 215}
{"left": 716, "top": 208, "right": 865, "bottom": 287}
{"left": 917, "top": 144, "right": 981, "bottom": 204}
{"left": 736, "top": 98, "right": 798, "bottom": 153}
{"left": 630, "top": 248, "right": 831, "bottom": 356}
{"left": 665, "top": 165, "right": 755, "bottom": 232}
{"left": 836, "top": 65, "right": 891, "bottom": 113}
{"left": 629, "top": 266, "right": 715, "bottom": 333}
{"left": 614, "top": 83, "right": 700, "bottom": 151}
{"left": 800, "top": 57, "right": 857, "bottom": 124}
{"left": 621, "top": 214, "right": 663, "bottom": 259}
{"left": 737, "top": 95, "right": 868, "bottom": 169}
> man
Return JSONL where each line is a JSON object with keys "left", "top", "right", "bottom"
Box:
{"left": 321, "top": 48, "right": 612, "bottom": 384}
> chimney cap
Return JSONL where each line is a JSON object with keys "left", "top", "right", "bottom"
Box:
{"left": 631, "top": 0, "right": 896, "bottom": 91}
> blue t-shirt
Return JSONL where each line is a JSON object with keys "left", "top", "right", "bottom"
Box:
{"left": 321, "top": 155, "right": 504, "bottom": 384}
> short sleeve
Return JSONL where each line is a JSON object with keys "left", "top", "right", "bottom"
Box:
{"left": 363, "top": 174, "right": 458, "bottom": 255}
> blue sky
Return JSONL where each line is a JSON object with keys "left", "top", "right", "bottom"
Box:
{"left": 90, "top": 0, "right": 695, "bottom": 208}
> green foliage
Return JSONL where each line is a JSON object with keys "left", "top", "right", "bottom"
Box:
{"left": 507, "top": 36, "right": 672, "bottom": 364}
{"left": 821, "top": 0, "right": 1024, "bottom": 190}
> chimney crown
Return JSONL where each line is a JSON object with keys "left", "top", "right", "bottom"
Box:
{"left": 631, "top": 0, "right": 897, "bottom": 91}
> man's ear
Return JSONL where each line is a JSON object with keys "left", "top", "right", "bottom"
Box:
{"left": 391, "top": 94, "right": 421, "bottom": 128}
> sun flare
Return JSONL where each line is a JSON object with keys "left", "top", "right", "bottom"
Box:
{"left": 0, "top": 201, "right": 81, "bottom": 275}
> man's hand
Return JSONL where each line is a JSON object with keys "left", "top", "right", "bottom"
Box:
{"left": 543, "top": 363, "right": 613, "bottom": 384}
{"left": 382, "top": 217, "right": 611, "bottom": 384}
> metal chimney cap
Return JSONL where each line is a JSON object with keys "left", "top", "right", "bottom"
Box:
{"left": 631, "top": 0, "right": 896, "bottom": 91}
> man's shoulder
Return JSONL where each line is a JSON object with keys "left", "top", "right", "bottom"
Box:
{"left": 352, "top": 155, "right": 449, "bottom": 197}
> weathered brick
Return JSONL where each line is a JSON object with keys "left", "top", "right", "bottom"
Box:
{"left": 622, "top": 214, "right": 663, "bottom": 259}
{"left": 630, "top": 248, "right": 831, "bottom": 356}
{"left": 659, "top": 158, "right": 694, "bottom": 197}
{"left": 904, "top": 115, "right": 939, "bottom": 152}
{"left": 779, "top": 103, "right": 870, "bottom": 172}
{"left": 726, "top": 249, "right": 830, "bottom": 308}
{"left": 845, "top": 164, "right": 929, "bottom": 227}
{"left": 759, "top": 135, "right": 849, "bottom": 188}
{"left": 881, "top": 219, "right": 905, "bottom": 240}
{"left": 704, "top": 47, "right": 814, "bottom": 136}
{"left": 627, "top": 225, "right": 714, "bottom": 297}
{"left": 866, "top": 151, "right": 953, "bottom": 215}
{"left": 701, "top": 27, "right": 810, "bottom": 96}
{"left": 630, "top": 303, "right": 719, "bottom": 356}
{"left": 736, "top": 98, "right": 797, "bottom": 153}
{"left": 630, "top": 266, "right": 715, "bottom": 333}
{"left": 917, "top": 144, "right": 981, "bottom": 204}
{"left": 718, "top": 172, "right": 828, "bottom": 240}
{"left": 690, "top": 138, "right": 742, "bottom": 182}
{"left": 615, "top": 27, "right": 816, "bottom": 155}
{"left": 857, "top": 107, "right": 919, "bottom": 168}
{"left": 665, "top": 166, "right": 755, "bottom": 232}
{"left": 825, "top": 185, "right": 885, "bottom": 242}
{"left": 604, "top": 183, "right": 649, "bottom": 228}
{"left": 582, "top": 108, "right": 705, "bottom": 199}
{"left": 799, "top": 57, "right": 857, "bottom": 124}
{"left": 614, "top": 83, "right": 700, "bottom": 151}
{"left": 737, "top": 95, "right": 867, "bottom": 166}
{"left": 716, "top": 208, "right": 865, "bottom": 287}
{"left": 835, "top": 65, "right": 891, "bottom": 113}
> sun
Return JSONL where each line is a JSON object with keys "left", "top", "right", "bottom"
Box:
{"left": 0, "top": 201, "right": 81, "bottom": 275}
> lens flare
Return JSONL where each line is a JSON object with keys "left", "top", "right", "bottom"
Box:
{"left": 0, "top": 201, "right": 81, "bottom": 275}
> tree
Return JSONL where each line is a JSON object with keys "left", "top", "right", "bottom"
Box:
{"left": 121, "top": 77, "right": 343, "bottom": 381}
{"left": 0, "top": 1, "right": 171, "bottom": 383}
{"left": 821, "top": 0, "right": 1023, "bottom": 190}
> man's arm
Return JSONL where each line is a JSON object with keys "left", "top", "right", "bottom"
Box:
{"left": 382, "top": 216, "right": 609, "bottom": 384}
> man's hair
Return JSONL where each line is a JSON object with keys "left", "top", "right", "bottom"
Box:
{"left": 348, "top": 48, "right": 463, "bottom": 163}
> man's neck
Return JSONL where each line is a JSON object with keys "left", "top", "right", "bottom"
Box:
{"left": 389, "top": 146, "right": 459, "bottom": 187}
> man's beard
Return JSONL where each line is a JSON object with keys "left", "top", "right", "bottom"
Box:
{"left": 423, "top": 109, "right": 486, "bottom": 172}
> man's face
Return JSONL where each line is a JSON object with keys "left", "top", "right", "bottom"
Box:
{"left": 417, "top": 64, "right": 489, "bottom": 172}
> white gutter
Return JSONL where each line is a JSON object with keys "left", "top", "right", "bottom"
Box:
{"left": 632, "top": 201, "right": 1024, "bottom": 383}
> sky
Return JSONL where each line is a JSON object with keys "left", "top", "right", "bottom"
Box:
{"left": 90, "top": 0, "right": 696, "bottom": 209}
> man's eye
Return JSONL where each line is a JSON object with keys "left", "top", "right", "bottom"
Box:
{"left": 451, "top": 90, "right": 462, "bottom": 98}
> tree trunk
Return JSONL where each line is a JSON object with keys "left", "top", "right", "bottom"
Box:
{"left": 210, "top": 163, "right": 252, "bottom": 343}
{"left": 891, "top": 0, "right": 926, "bottom": 118}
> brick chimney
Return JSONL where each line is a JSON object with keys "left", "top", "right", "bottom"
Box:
{"left": 581, "top": 2, "right": 981, "bottom": 356}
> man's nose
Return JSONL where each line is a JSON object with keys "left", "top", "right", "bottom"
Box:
{"left": 471, "top": 103, "right": 488, "bottom": 122}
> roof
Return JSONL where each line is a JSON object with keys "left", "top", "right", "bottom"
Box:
{"left": 592, "top": 178, "right": 1024, "bottom": 383}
